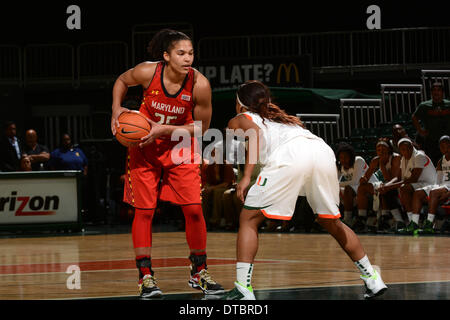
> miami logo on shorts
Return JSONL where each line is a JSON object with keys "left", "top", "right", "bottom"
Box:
{"left": 256, "top": 176, "right": 267, "bottom": 186}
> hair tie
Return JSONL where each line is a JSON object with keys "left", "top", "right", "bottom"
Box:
{"left": 376, "top": 141, "right": 390, "bottom": 148}
{"left": 397, "top": 137, "right": 412, "bottom": 147}
{"left": 236, "top": 94, "right": 249, "bottom": 110}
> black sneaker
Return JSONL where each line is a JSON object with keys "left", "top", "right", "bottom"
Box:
{"left": 188, "top": 269, "right": 225, "bottom": 294}
{"left": 390, "top": 221, "right": 406, "bottom": 233}
{"left": 418, "top": 220, "right": 435, "bottom": 235}
{"left": 398, "top": 221, "right": 419, "bottom": 235}
{"left": 377, "top": 215, "right": 392, "bottom": 233}
{"left": 188, "top": 254, "right": 224, "bottom": 294}
{"left": 138, "top": 274, "right": 162, "bottom": 298}
{"left": 353, "top": 217, "right": 367, "bottom": 233}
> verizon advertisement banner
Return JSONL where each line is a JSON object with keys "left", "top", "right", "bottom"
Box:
{"left": 0, "top": 173, "right": 79, "bottom": 225}
{"left": 196, "top": 55, "right": 313, "bottom": 89}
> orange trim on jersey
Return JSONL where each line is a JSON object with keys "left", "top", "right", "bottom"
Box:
{"left": 317, "top": 213, "right": 342, "bottom": 219}
{"left": 261, "top": 209, "right": 292, "bottom": 221}
{"left": 242, "top": 114, "right": 253, "bottom": 121}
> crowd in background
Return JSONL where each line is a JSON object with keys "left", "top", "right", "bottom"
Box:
{"left": 199, "top": 82, "right": 450, "bottom": 235}
{"left": 334, "top": 82, "right": 450, "bottom": 235}
{"left": 1, "top": 82, "right": 449, "bottom": 234}
{"left": 0, "top": 121, "right": 88, "bottom": 174}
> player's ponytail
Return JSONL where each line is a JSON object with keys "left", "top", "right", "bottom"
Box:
{"left": 147, "top": 29, "right": 191, "bottom": 61}
{"left": 236, "top": 80, "right": 304, "bottom": 127}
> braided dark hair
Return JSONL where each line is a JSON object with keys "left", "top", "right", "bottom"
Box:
{"left": 237, "top": 80, "right": 304, "bottom": 127}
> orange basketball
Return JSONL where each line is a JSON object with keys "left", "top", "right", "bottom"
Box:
{"left": 115, "top": 111, "right": 151, "bottom": 147}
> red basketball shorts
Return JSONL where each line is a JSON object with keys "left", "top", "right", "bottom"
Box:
{"left": 123, "top": 138, "right": 202, "bottom": 209}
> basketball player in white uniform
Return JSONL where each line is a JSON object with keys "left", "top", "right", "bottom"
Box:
{"left": 336, "top": 143, "right": 379, "bottom": 228}
{"left": 410, "top": 135, "right": 450, "bottom": 233}
{"left": 221, "top": 81, "right": 387, "bottom": 300}
{"left": 357, "top": 138, "right": 403, "bottom": 232}
{"left": 378, "top": 137, "right": 436, "bottom": 234}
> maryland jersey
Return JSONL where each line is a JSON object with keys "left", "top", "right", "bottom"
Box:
{"left": 139, "top": 61, "right": 195, "bottom": 127}
{"left": 124, "top": 62, "right": 201, "bottom": 209}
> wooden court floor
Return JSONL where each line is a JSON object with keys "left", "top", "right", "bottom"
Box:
{"left": 0, "top": 229, "right": 449, "bottom": 300}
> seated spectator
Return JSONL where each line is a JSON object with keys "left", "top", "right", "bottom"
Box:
{"left": 412, "top": 82, "right": 450, "bottom": 166}
{"left": 20, "top": 155, "right": 32, "bottom": 171}
{"left": 431, "top": 189, "right": 450, "bottom": 232}
{"left": 410, "top": 135, "right": 450, "bottom": 234}
{"left": 391, "top": 124, "right": 419, "bottom": 155}
{"left": 0, "top": 121, "right": 24, "bottom": 172}
{"left": 357, "top": 138, "right": 402, "bottom": 233}
{"left": 201, "top": 150, "right": 235, "bottom": 230}
{"left": 378, "top": 137, "right": 437, "bottom": 234}
{"left": 336, "top": 143, "right": 378, "bottom": 228}
{"left": 22, "top": 129, "right": 50, "bottom": 171}
{"left": 48, "top": 133, "right": 88, "bottom": 175}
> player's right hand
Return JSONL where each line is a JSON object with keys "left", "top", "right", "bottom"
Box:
{"left": 111, "top": 106, "right": 130, "bottom": 135}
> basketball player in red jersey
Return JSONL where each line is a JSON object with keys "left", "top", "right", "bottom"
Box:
{"left": 111, "top": 29, "right": 224, "bottom": 298}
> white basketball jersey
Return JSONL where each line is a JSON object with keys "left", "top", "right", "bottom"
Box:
{"left": 440, "top": 155, "right": 450, "bottom": 186}
{"left": 339, "top": 156, "right": 378, "bottom": 186}
{"left": 400, "top": 148, "right": 436, "bottom": 184}
{"left": 241, "top": 111, "right": 321, "bottom": 165}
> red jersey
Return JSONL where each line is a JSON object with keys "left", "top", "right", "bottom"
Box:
{"left": 125, "top": 62, "right": 201, "bottom": 208}
{"left": 139, "top": 61, "right": 195, "bottom": 126}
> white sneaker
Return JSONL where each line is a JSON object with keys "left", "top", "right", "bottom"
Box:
{"left": 360, "top": 269, "right": 387, "bottom": 299}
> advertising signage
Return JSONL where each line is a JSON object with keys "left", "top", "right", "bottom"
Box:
{"left": 196, "top": 55, "right": 313, "bottom": 89}
{"left": 0, "top": 171, "right": 81, "bottom": 226}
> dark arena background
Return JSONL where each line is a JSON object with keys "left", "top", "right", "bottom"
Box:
{"left": 0, "top": 0, "right": 448, "bottom": 315}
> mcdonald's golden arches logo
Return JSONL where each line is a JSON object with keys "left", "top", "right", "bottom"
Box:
{"left": 276, "top": 63, "right": 300, "bottom": 84}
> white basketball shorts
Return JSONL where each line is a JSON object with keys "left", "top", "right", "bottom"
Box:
{"left": 243, "top": 136, "right": 341, "bottom": 220}
{"left": 418, "top": 183, "right": 450, "bottom": 196}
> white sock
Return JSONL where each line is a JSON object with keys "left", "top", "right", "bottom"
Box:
{"left": 236, "top": 262, "right": 253, "bottom": 288}
{"left": 358, "top": 209, "right": 367, "bottom": 217}
{"left": 407, "top": 212, "right": 413, "bottom": 222}
{"left": 411, "top": 213, "right": 420, "bottom": 224}
{"left": 427, "top": 214, "right": 435, "bottom": 223}
{"left": 391, "top": 209, "right": 403, "bottom": 222}
{"left": 354, "top": 255, "right": 375, "bottom": 277}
